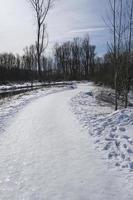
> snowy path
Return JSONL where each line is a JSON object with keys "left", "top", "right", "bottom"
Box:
{"left": 0, "top": 84, "right": 132, "bottom": 200}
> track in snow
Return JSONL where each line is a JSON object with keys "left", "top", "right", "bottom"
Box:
{"left": 0, "top": 84, "right": 132, "bottom": 200}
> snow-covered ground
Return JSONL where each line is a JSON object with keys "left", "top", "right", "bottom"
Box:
{"left": 0, "top": 83, "right": 133, "bottom": 199}
{"left": 71, "top": 83, "right": 133, "bottom": 171}
{"left": 0, "top": 86, "right": 70, "bottom": 134}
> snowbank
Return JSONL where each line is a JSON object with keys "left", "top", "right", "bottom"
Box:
{"left": 70, "top": 90, "right": 133, "bottom": 171}
{"left": 0, "top": 81, "right": 74, "bottom": 91}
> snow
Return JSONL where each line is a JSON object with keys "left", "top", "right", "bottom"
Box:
{"left": 0, "top": 81, "right": 73, "bottom": 91}
{"left": 0, "top": 86, "right": 71, "bottom": 134}
{"left": 0, "top": 82, "right": 40, "bottom": 91}
{"left": 0, "top": 82, "right": 73, "bottom": 98}
{"left": 0, "top": 83, "right": 133, "bottom": 199}
{"left": 71, "top": 83, "right": 133, "bottom": 171}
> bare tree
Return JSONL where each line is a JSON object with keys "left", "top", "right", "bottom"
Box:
{"left": 82, "top": 35, "right": 96, "bottom": 78}
{"left": 105, "top": 0, "right": 124, "bottom": 110}
{"left": 29, "top": 0, "right": 53, "bottom": 79}
{"left": 124, "top": 0, "right": 133, "bottom": 107}
{"left": 82, "top": 35, "right": 90, "bottom": 78}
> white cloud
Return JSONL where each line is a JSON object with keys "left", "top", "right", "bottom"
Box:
{"left": 69, "top": 27, "right": 106, "bottom": 34}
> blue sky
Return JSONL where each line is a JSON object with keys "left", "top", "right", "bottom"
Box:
{"left": 0, "top": 0, "right": 110, "bottom": 56}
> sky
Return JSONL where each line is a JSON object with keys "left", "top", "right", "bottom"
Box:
{"left": 0, "top": 0, "right": 110, "bottom": 56}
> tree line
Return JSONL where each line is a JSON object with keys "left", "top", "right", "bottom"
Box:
{"left": 0, "top": 46, "right": 54, "bottom": 83}
{"left": 54, "top": 36, "right": 95, "bottom": 80}
{"left": 0, "top": 35, "right": 96, "bottom": 82}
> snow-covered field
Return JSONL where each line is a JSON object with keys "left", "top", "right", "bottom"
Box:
{"left": 0, "top": 83, "right": 133, "bottom": 200}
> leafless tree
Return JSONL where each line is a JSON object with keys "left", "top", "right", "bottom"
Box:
{"left": 54, "top": 36, "right": 96, "bottom": 80}
{"left": 82, "top": 35, "right": 96, "bottom": 78}
{"left": 82, "top": 35, "right": 90, "bottom": 77}
{"left": 124, "top": 0, "right": 133, "bottom": 107}
{"left": 105, "top": 0, "right": 125, "bottom": 110}
{"left": 29, "top": 0, "right": 53, "bottom": 79}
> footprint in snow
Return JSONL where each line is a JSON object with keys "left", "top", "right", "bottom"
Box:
{"left": 109, "top": 133, "right": 115, "bottom": 138}
{"left": 122, "top": 135, "right": 130, "bottom": 140}
{"left": 115, "top": 162, "right": 121, "bottom": 167}
{"left": 121, "top": 153, "right": 125, "bottom": 160}
{"left": 122, "top": 164, "right": 128, "bottom": 169}
{"left": 111, "top": 127, "right": 117, "bottom": 132}
{"left": 129, "top": 162, "right": 133, "bottom": 170}
{"left": 103, "top": 142, "right": 111, "bottom": 150}
{"left": 119, "top": 127, "right": 126, "bottom": 132}
{"left": 128, "top": 139, "right": 133, "bottom": 145}
{"left": 127, "top": 148, "right": 133, "bottom": 154}
{"left": 123, "top": 143, "right": 127, "bottom": 149}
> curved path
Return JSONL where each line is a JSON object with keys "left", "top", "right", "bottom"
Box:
{"left": 0, "top": 85, "right": 132, "bottom": 200}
